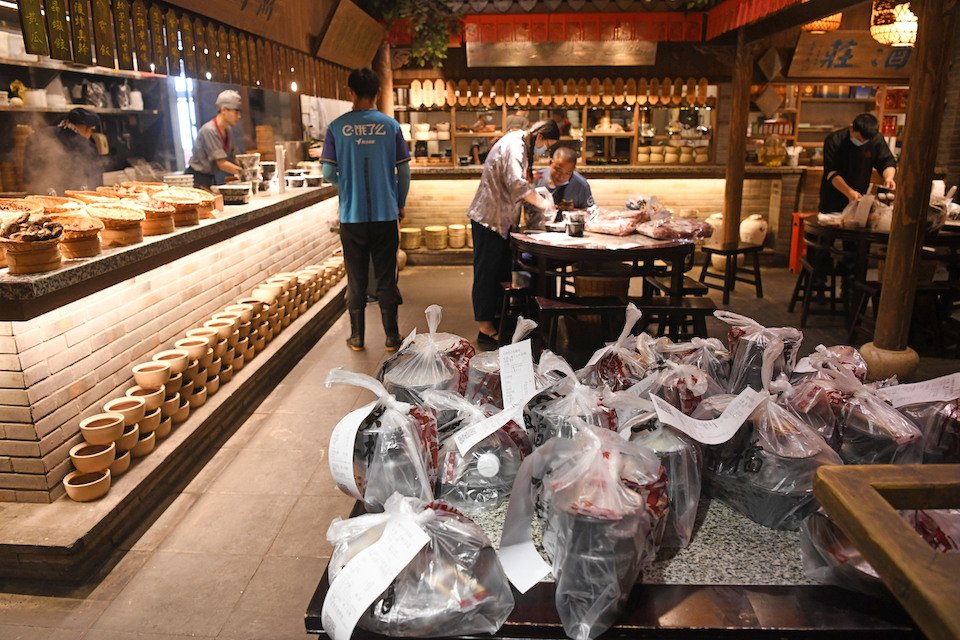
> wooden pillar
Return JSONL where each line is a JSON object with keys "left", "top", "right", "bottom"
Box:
{"left": 374, "top": 41, "right": 394, "bottom": 117}
{"left": 721, "top": 29, "right": 755, "bottom": 246}
{"left": 865, "top": 0, "right": 959, "bottom": 377}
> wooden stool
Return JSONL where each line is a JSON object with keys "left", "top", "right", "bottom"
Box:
{"left": 498, "top": 281, "right": 532, "bottom": 346}
{"left": 698, "top": 242, "right": 764, "bottom": 305}
{"left": 643, "top": 274, "right": 709, "bottom": 298}
{"left": 630, "top": 296, "right": 717, "bottom": 340}
{"left": 535, "top": 296, "right": 626, "bottom": 355}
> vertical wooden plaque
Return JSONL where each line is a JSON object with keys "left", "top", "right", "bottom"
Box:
{"left": 239, "top": 34, "right": 251, "bottom": 86}
{"left": 205, "top": 21, "right": 218, "bottom": 80}
{"left": 91, "top": 0, "right": 114, "bottom": 67}
{"left": 131, "top": 0, "right": 149, "bottom": 71}
{"left": 180, "top": 15, "right": 195, "bottom": 77}
{"left": 113, "top": 0, "right": 134, "bottom": 70}
{"left": 165, "top": 9, "right": 180, "bottom": 74}
{"left": 229, "top": 29, "right": 242, "bottom": 83}
{"left": 217, "top": 25, "right": 229, "bottom": 81}
{"left": 18, "top": 0, "right": 50, "bottom": 56}
{"left": 44, "top": 0, "right": 72, "bottom": 61}
{"left": 148, "top": 3, "right": 166, "bottom": 73}
{"left": 70, "top": 0, "right": 94, "bottom": 65}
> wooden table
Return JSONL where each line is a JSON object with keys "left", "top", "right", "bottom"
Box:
{"left": 510, "top": 231, "right": 696, "bottom": 302}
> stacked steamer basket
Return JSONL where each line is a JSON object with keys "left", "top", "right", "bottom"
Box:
{"left": 400, "top": 227, "right": 422, "bottom": 250}
{"left": 235, "top": 153, "right": 264, "bottom": 193}
{"left": 86, "top": 203, "right": 146, "bottom": 247}
{"left": 448, "top": 224, "right": 466, "bottom": 248}
{"left": 123, "top": 198, "right": 176, "bottom": 235}
{"left": 53, "top": 214, "right": 104, "bottom": 258}
{"left": 216, "top": 183, "right": 252, "bottom": 206}
{"left": 64, "top": 190, "right": 120, "bottom": 205}
{"left": 424, "top": 225, "right": 448, "bottom": 250}
{"left": 163, "top": 173, "right": 195, "bottom": 189}
{"left": 163, "top": 187, "right": 218, "bottom": 219}
{"left": 0, "top": 200, "right": 64, "bottom": 273}
{"left": 154, "top": 191, "right": 202, "bottom": 227}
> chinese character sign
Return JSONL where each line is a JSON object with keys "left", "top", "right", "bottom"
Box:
{"left": 790, "top": 30, "right": 913, "bottom": 79}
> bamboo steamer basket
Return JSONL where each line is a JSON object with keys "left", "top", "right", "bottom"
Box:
{"left": 447, "top": 224, "right": 466, "bottom": 249}
{"left": 162, "top": 187, "right": 216, "bottom": 218}
{"left": 399, "top": 227, "right": 421, "bottom": 250}
{"left": 101, "top": 225, "right": 144, "bottom": 247}
{"left": 0, "top": 238, "right": 61, "bottom": 274}
{"left": 0, "top": 199, "right": 44, "bottom": 217}
{"left": 423, "top": 225, "right": 448, "bottom": 250}
{"left": 154, "top": 192, "right": 202, "bottom": 226}
{"left": 122, "top": 198, "right": 176, "bottom": 236}
{"left": 23, "top": 195, "right": 86, "bottom": 215}
{"left": 52, "top": 215, "right": 104, "bottom": 258}
{"left": 86, "top": 203, "right": 145, "bottom": 247}
{"left": 64, "top": 190, "right": 119, "bottom": 204}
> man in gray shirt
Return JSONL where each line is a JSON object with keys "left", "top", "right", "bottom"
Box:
{"left": 187, "top": 90, "right": 242, "bottom": 189}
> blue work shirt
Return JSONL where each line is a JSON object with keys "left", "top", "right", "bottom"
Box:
{"left": 534, "top": 168, "right": 595, "bottom": 210}
{"left": 320, "top": 109, "right": 410, "bottom": 223}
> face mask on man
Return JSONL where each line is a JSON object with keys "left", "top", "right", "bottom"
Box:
{"left": 850, "top": 134, "right": 866, "bottom": 147}
{"left": 535, "top": 144, "right": 549, "bottom": 157}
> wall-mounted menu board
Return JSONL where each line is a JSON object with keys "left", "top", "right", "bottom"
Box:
{"left": 165, "top": 9, "right": 180, "bottom": 73}
{"left": 45, "top": 0, "right": 73, "bottom": 62}
{"left": 132, "top": 0, "right": 150, "bottom": 71}
{"left": 149, "top": 4, "right": 166, "bottom": 73}
{"left": 19, "top": 0, "right": 49, "bottom": 56}
{"left": 71, "top": 0, "right": 94, "bottom": 65}
{"left": 316, "top": 0, "right": 384, "bottom": 70}
{"left": 92, "top": 0, "right": 115, "bottom": 67}
{"left": 180, "top": 14, "right": 195, "bottom": 76}
{"left": 114, "top": 0, "right": 135, "bottom": 69}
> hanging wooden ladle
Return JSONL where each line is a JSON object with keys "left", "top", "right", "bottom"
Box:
{"left": 613, "top": 78, "right": 625, "bottom": 105}
{"left": 529, "top": 78, "right": 540, "bottom": 106}
{"left": 576, "top": 79, "right": 588, "bottom": 106}
{"left": 672, "top": 78, "right": 683, "bottom": 106}
{"left": 480, "top": 79, "right": 492, "bottom": 107}
{"left": 601, "top": 77, "right": 614, "bottom": 105}
{"left": 541, "top": 78, "right": 553, "bottom": 106}
{"left": 566, "top": 79, "right": 577, "bottom": 107}
{"left": 494, "top": 79, "right": 505, "bottom": 106}
{"left": 457, "top": 79, "right": 469, "bottom": 107}
{"left": 469, "top": 79, "right": 481, "bottom": 107}
{"left": 505, "top": 79, "right": 517, "bottom": 106}
{"left": 661, "top": 78, "right": 671, "bottom": 106}
{"left": 517, "top": 79, "right": 529, "bottom": 106}
{"left": 685, "top": 78, "right": 696, "bottom": 106}
{"left": 625, "top": 78, "right": 637, "bottom": 106}
{"left": 648, "top": 78, "right": 659, "bottom": 105}
{"left": 589, "top": 78, "right": 601, "bottom": 105}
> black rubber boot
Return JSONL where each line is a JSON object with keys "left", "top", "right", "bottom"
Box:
{"left": 381, "top": 306, "right": 401, "bottom": 352}
{"left": 346, "top": 310, "right": 365, "bottom": 351}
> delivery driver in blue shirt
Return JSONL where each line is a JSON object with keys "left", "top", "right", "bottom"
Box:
{"left": 322, "top": 68, "right": 411, "bottom": 352}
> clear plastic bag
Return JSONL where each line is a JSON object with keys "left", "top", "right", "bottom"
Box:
{"left": 636, "top": 218, "right": 713, "bottom": 241}
{"left": 799, "top": 509, "right": 888, "bottom": 598}
{"left": 899, "top": 398, "right": 960, "bottom": 464}
{"left": 326, "top": 369, "right": 439, "bottom": 511}
{"left": 379, "top": 305, "right": 475, "bottom": 401}
{"left": 912, "top": 509, "right": 960, "bottom": 553}
{"left": 328, "top": 494, "right": 515, "bottom": 637}
{"left": 650, "top": 361, "right": 725, "bottom": 416}
{"left": 659, "top": 337, "right": 731, "bottom": 388}
{"left": 714, "top": 311, "right": 802, "bottom": 393}
{"left": 628, "top": 424, "right": 702, "bottom": 548}
{"left": 694, "top": 393, "right": 842, "bottom": 530}
{"left": 423, "top": 390, "right": 529, "bottom": 511}
{"left": 527, "top": 355, "right": 617, "bottom": 446}
{"left": 791, "top": 344, "right": 868, "bottom": 383}
{"left": 465, "top": 317, "right": 538, "bottom": 408}
{"left": 577, "top": 304, "right": 654, "bottom": 391}
{"left": 782, "top": 370, "right": 852, "bottom": 450}
{"left": 503, "top": 426, "right": 668, "bottom": 640}
{"left": 839, "top": 390, "right": 924, "bottom": 464}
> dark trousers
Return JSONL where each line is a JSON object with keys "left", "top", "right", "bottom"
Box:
{"left": 184, "top": 167, "right": 215, "bottom": 189}
{"left": 471, "top": 220, "right": 512, "bottom": 322}
{"left": 340, "top": 221, "right": 402, "bottom": 312}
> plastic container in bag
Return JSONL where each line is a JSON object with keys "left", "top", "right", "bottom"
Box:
{"left": 799, "top": 509, "right": 888, "bottom": 598}
{"left": 791, "top": 344, "right": 867, "bottom": 383}
{"left": 502, "top": 426, "right": 667, "bottom": 640}
{"left": 659, "top": 337, "right": 731, "bottom": 388}
{"left": 577, "top": 304, "right": 657, "bottom": 391}
{"left": 900, "top": 398, "right": 960, "bottom": 464}
{"left": 839, "top": 391, "right": 924, "bottom": 464}
{"left": 423, "top": 390, "right": 529, "bottom": 510}
{"left": 327, "top": 494, "right": 515, "bottom": 637}
{"left": 651, "top": 361, "right": 725, "bottom": 416}
{"left": 714, "top": 311, "right": 802, "bottom": 393}
{"left": 379, "top": 305, "right": 475, "bottom": 401}
{"left": 694, "top": 393, "right": 842, "bottom": 530}
{"left": 526, "top": 354, "right": 618, "bottom": 446}
{"left": 326, "top": 369, "right": 439, "bottom": 511}
{"left": 465, "top": 317, "right": 537, "bottom": 408}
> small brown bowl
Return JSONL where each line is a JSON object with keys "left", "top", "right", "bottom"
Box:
{"left": 116, "top": 422, "right": 139, "bottom": 451}
{"left": 198, "top": 347, "right": 214, "bottom": 370}
{"left": 154, "top": 416, "right": 173, "bottom": 439}
{"left": 185, "top": 327, "right": 219, "bottom": 349}
{"left": 69, "top": 441, "right": 116, "bottom": 473}
{"left": 109, "top": 449, "right": 131, "bottom": 477}
{"left": 63, "top": 469, "right": 111, "bottom": 502}
{"left": 173, "top": 397, "right": 190, "bottom": 424}
{"left": 175, "top": 338, "right": 208, "bottom": 361}
{"left": 219, "top": 363, "right": 234, "bottom": 383}
{"left": 130, "top": 431, "right": 156, "bottom": 458}
{"left": 206, "top": 374, "right": 220, "bottom": 396}
{"left": 132, "top": 361, "right": 171, "bottom": 389}
{"left": 126, "top": 385, "right": 164, "bottom": 411}
{"left": 160, "top": 392, "right": 180, "bottom": 418}
{"left": 152, "top": 349, "right": 189, "bottom": 375}
{"left": 165, "top": 372, "right": 183, "bottom": 395}
{"left": 225, "top": 303, "right": 254, "bottom": 323}
{"left": 188, "top": 384, "right": 207, "bottom": 409}
{"left": 103, "top": 397, "right": 146, "bottom": 427}
{"left": 137, "top": 407, "right": 162, "bottom": 434}
{"left": 79, "top": 413, "right": 125, "bottom": 445}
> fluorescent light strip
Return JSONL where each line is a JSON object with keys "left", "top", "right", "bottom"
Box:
{"left": 0, "top": 1, "right": 19, "bottom": 9}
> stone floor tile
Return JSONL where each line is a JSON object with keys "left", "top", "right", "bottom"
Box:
{"left": 216, "top": 555, "right": 327, "bottom": 640}
{"left": 180, "top": 447, "right": 241, "bottom": 496}
{"left": 90, "top": 551, "right": 260, "bottom": 637}
{"left": 301, "top": 457, "right": 346, "bottom": 498}
{"left": 267, "top": 495, "right": 354, "bottom": 558}
{"left": 254, "top": 382, "right": 362, "bottom": 415}
{"left": 0, "top": 592, "right": 108, "bottom": 629}
{"left": 242, "top": 411, "right": 335, "bottom": 452}
{"left": 205, "top": 447, "right": 318, "bottom": 496}
{"left": 125, "top": 494, "right": 198, "bottom": 552}
{"left": 0, "top": 625, "right": 79, "bottom": 639}
{"left": 158, "top": 493, "right": 295, "bottom": 556}
{"left": 83, "top": 631, "right": 213, "bottom": 640}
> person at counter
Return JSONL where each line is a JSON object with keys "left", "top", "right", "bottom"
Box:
{"left": 186, "top": 90, "right": 243, "bottom": 189}
{"left": 820, "top": 113, "right": 897, "bottom": 213}
{"left": 321, "top": 68, "right": 410, "bottom": 353}
{"left": 23, "top": 107, "right": 102, "bottom": 195}
{"left": 535, "top": 146, "right": 595, "bottom": 211}
{"left": 550, "top": 109, "right": 572, "bottom": 137}
{"left": 467, "top": 119, "right": 560, "bottom": 350}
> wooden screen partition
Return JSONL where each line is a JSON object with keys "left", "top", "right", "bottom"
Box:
{"left": 814, "top": 464, "right": 960, "bottom": 640}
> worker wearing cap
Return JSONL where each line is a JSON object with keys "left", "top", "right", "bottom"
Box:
{"left": 186, "top": 89, "right": 243, "bottom": 189}
{"left": 23, "top": 107, "right": 103, "bottom": 195}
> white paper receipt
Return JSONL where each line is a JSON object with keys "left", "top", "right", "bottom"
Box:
{"left": 327, "top": 402, "right": 376, "bottom": 500}
{"left": 499, "top": 339, "right": 536, "bottom": 409}
{"left": 650, "top": 388, "right": 765, "bottom": 445}
{"left": 321, "top": 516, "right": 430, "bottom": 640}
{"left": 454, "top": 403, "right": 525, "bottom": 457}
{"left": 877, "top": 372, "right": 960, "bottom": 408}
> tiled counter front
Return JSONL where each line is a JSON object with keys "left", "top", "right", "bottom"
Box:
{"left": 0, "top": 194, "right": 341, "bottom": 503}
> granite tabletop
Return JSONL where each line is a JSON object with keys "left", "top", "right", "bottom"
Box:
{"left": 0, "top": 186, "right": 337, "bottom": 320}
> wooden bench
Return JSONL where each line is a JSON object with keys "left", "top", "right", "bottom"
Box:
{"left": 698, "top": 242, "right": 764, "bottom": 305}
{"left": 534, "top": 296, "right": 626, "bottom": 353}
{"left": 643, "top": 274, "right": 709, "bottom": 298}
{"left": 629, "top": 296, "right": 717, "bottom": 340}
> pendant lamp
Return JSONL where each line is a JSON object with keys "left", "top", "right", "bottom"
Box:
{"left": 870, "top": 1, "right": 917, "bottom": 47}
{"left": 802, "top": 14, "right": 842, "bottom": 34}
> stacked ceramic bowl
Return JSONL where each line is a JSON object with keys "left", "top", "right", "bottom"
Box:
{"left": 163, "top": 174, "right": 195, "bottom": 189}
{"left": 235, "top": 153, "right": 263, "bottom": 193}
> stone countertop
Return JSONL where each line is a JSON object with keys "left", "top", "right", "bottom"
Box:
{"left": 410, "top": 165, "right": 807, "bottom": 178}
{"left": 0, "top": 186, "right": 337, "bottom": 321}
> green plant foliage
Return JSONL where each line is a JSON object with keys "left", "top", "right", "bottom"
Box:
{"left": 359, "top": 0, "right": 462, "bottom": 69}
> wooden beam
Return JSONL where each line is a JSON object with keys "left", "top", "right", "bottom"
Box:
{"left": 373, "top": 41, "right": 394, "bottom": 117}
{"left": 721, "top": 28, "right": 755, "bottom": 245}
{"left": 712, "top": 0, "right": 867, "bottom": 44}
{"left": 874, "top": 0, "right": 959, "bottom": 351}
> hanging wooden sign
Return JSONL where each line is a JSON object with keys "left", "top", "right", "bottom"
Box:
{"left": 528, "top": 78, "right": 540, "bottom": 106}
{"left": 165, "top": 9, "right": 180, "bottom": 74}
{"left": 613, "top": 77, "right": 624, "bottom": 105}
{"left": 205, "top": 21, "right": 218, "bottom": 80}
{"left": 271, "top": 42, "right": 281, "bottom": 90}
{"left": 18, "top": 0, "right": 49, "bottom": 56}
{"left": 71, "top": 0, "right": 95, "bottom": 64}
{"left": 180, "top": 15, "right": 194, "bottom": 76}
{"left": 44, "top": 0, "right": 72, "bottom": 62}
{"left": 229, "top": 29, "right": 242, "bottom": 83}
{"left": 131, "top": 0, "right": 149, "bottom": 71}
{"left": 790, "top": 31, "right": 913, "bottom": 80}
{"left": 481, "top": 79, "right": 492, "bottom": 107}
{"left": 148, "top": 4, "right": 166, "bottom": 73}
{"left": 601, "top": 77, "right": 613, "bottom": 105}
{"left": 504, "top": 79, "right": 516, "bottom": 107}
{"left": 576, "top": 78, "right": 587, "bottom": 105}
{"left": 249, "top": 38, "right": 260, "bottom": 86}
{"left": 625, "top": 78, "right": 636, "bottom": 105}
{"left": 193, "top": 17, "right": 206, "bottom": 77}
{"left": 516, "top": 79, "right": 528, "bottom": 106}
{"left": 493, "top": 79, "right": 504, "bottom": 107}
{"left": 112, "top": 0, "right": 134, "bottom": 69}
{"left": 239, "top": 34, "right": 251, "bottom": 86}
{"left": 91, "top": 0, "right": 115, "bottom": 67}
{"left": 541, "top": 78, "right": 552, "bottom": 106}
{"left": 217, "top": 26, "right": 229, "bottom": 81}
{"left": 457, "top": 79, "right": 469, "bottom": 107}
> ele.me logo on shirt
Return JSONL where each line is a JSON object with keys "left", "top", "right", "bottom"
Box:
{"left": 341, "top": 123, "right": 387, "bottom": 145}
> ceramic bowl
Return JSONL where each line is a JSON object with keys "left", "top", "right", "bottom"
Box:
{"left": 160, "top": 392, "right": 180, "bottom": 418}
{"left": 236, "top": 297, "right": 264, "bottom": 315}
{"left": 206, "top": 374, "right": 220, "bottom": 396}
{"left": 298, "top": 302, "right": 308, "bottom": 315}
{"left": 225, "top": 303, "right": 255, "bottom": 323}
{"left": 131, "top": 430, "right": 156, "bottom": 458}
{"left": 63, "top": 469, "right": 111, "bottom": 502}
{"left": 227, "top": 330, "right": 240, "bottom": 348}
{"left": 231, "top": 352, "right": 245, "bottom": 371}
{"left": 211, "top": 311, "right": 242, "bottom": 328}
{"left": 219, "top": 363, "right": 234, "bottom": 383}
{"left": 183, "top": 360, "right": 199, "bottom": 384}
{"left": 257, "top": 323, "right": 269, "bottom": 339}
{"left": 116, "top": 422, "right": 139, "bottom": 451}
{"left": 188, "top": 384, "right": 207, "bottom": 409}
{"left": 175, "top": 338, "right": 209, "bottom": 361}
{"left": 272, "top": 273, "right": 299, "bottom": 290}
{"left": 193, "top": 366, "right": 208, "bottom": 387}
{"left": 132, "top": 361, "right": 171, "bottom": 389}
{"left": 185, "top": 327, "right": 220, "bottom": 349}
{"left": 250, "top": 287, "right": 277, "bottom": 306}
{"left": 207, "top": 357, "right": 222, "bottom": 380}
{"left": 235, "top": 336, "right": 249, "bottom": 354}
{"left": 69, "top": 441, "right": 116, "bottom": 473}
{"left": 198, "top": 348, "right": 214, "bottom": 370}
{"left": 109, "top": 449, "right": 131, "bottom": 477}
{"left": 173, "top": 397, "right": 190, "bottom": 424}
{"left": 126, "top": 385, "right": 164, "bottom": 411}
{"left": 253, "top": 336, "right": 266, "bottom": 353}
{"left": 204, "top": 319, "right": 235, "bottom": 341}
{"left": 243, "top": 347, "right": 255, "bottom": 362}
{"left": 238, "top": 321, "right": 252, "bottom": 339}
{"left": 261, "top": 281, "right": 284, "bottom": 298}
{"left": 103, "top": 397, "right": 146, "bottom": 427}
{"left": 155, "top": 416, "right": 173, "bottom": 439}
{"left": 152, "top": 349, "right": 189, "bottom": 374}
{"left": 213, "top": 338, "right": 228, "bottom": 358}
{"left": 278, "top": 291, "right": 291, "bottom": 307}
{"left": 164, "top": 372, "right": 183, "bottom": 395}
{"left": 137, "top": 408, "right": 161, "bottom": 434}
{"left": 79, "top": 413, "right": 125, "bottom": 445}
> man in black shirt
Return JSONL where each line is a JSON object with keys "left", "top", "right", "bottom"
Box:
{"left": 819, "top": 113, "right": 897, "bottom": 213}
{"left": 23, "top": 108, "right": 102, "bottom": 195}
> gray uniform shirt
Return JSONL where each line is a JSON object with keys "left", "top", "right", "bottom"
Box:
{"left": 466, "top": 130, "right": 533, "bottom": 238}
{"left": 188, "top": 119, "right": 235, "bottom": 174}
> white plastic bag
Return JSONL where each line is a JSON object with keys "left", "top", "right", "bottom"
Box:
{"left": 577, "top": 304, "right": 653, "bottom": 391}
{"left": 659, "top": 337, "right": 731, "bottom": 388}
{"left": 526, "top": 354, "right": 617, "bottom": 446}
{"left": 714, "top": 311, "right": 802, "bottom": 394}
{"left": 465, "top": 317, "right": 538, "bottom": 408}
